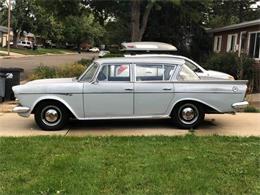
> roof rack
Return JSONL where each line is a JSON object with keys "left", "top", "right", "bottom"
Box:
{"left": 121, "top": 42, "right": 177, "bottom": 52}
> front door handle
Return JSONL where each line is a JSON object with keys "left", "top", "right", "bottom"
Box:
{"left": 163, "top": 88, "right": 172, "bottom": 91}
{"left": 124, "top": 88, "right": 133, "bottom": 91}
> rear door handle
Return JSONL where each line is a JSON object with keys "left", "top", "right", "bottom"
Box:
{"left": 163, "top": 88, "right": 172, "bottom": 91}
{"left": 125, "top": 88, "right": 133, "bottom": 91}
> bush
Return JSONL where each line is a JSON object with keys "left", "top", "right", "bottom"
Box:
{"left": 102, "top": 53, "right": 124, "bottom": 58}
{"left": 29, "top": 63, "right": 86, "bottom": 80}
{"left": 29, "top": 66, "right": 57, "bottom": 80}
{"left": 204, "top": 53, "right": 238, "bottom": 78}
{"left": 243, "top": 105, "right": 260, "bottom": 113}
{"left": 56, "top": 63, "right": 85, "bottom": 78}
{"left": 77, "top": 58, "right": 93, "bottom": 66}
{"left": 204, "top": 53, "right": 255, "bottom": 91}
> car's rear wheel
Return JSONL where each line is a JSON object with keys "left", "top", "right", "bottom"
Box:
{"left": 34, "top": 101, "right": 69, "bottom": 130}
{"left": 172, "top": 102, "right": 205, "bottom": 129}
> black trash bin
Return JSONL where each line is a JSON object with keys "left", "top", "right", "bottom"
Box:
{"left": 0, "top": 73, "right": 6, "bottom": 102}
{"left": 0, "top": 68, "right": 24, "bottom": 101}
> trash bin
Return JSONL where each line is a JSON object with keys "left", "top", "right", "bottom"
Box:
{"left": 0, "top": 73, "right": 6, "bottom": 103}
{"left": 0, "top": 68, "right": 24, "bottom": 101}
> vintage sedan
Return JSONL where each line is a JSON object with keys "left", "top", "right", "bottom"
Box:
{"left": 12, "top": 57, "right": 248, "bottom": 130}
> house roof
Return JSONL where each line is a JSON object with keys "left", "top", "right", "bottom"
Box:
{"left": 0, "top": 25, "right": 8, "bottom": 33}
{"left": 207, "top": 19, "right": 260, "bottom": 33}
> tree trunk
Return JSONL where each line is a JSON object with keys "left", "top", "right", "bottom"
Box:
{"left": 13, "top": 31, "right": 18, "bottom": 48}
{"left": 131, "top": 0, "right": 154, "bottom": 42}
{"left": 131, "top": 0, "right": 140, "bottom": 42}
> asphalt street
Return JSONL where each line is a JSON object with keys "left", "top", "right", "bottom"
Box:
{"left": 0, "top": 53, "right": 97, "bottom": 80}
{"left": 0, "top": 113, "right": 259, "bottom": 137}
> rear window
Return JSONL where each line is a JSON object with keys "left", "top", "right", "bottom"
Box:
{"left": 177, "top": 65, "right": 200, "bottom": 81}
{"left": 136, "top": 64, "right": 175, "bottom": 81}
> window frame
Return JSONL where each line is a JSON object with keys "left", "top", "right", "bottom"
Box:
{"left": 226, "top": 33, "right": 238, "bottom": 52}
{"left": 213, "top": 35, "right": 222, "bottom": 53}
{"left": 134, "top": 63, "right": 176, "bottom": 82}
{"left": 248, "top": 31, "right": 260, "bottom": 60}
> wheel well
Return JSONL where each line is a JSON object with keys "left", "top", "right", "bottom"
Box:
{"left": 32, "top": 99, "right": 76, "bottom": 118}
{"left": 170, "top": 100, "right": 219, "bottom": 116}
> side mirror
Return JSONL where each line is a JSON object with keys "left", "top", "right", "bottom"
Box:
{"left": 6, "top": 73, "right": 13, "bottom": 79}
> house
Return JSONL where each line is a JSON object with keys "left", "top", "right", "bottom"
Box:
{"left": 0, "top": 25, "right": 9, "bottom": 47}
{"left": 207, "top": 19, "right": 259, "bottom": 63}
{"left": 207, "top": 19, "right": 260, "bottom": 91}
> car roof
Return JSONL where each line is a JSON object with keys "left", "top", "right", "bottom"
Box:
{"left": 95, "top": 56, "right": 185, "bottom": 65}
{"left": 121, "top": 42, "right": 177, "bottom": 52}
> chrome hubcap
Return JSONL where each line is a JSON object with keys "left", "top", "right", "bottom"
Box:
{"left": 181, "top": 107, "right": 195, "bottom": 121}
{"left": 45, "top": 109, "right": 59, "bottom": 123}
{"left": 41, "top": 106, "right": 62, "bottom": 126}
{"left": 178, "top": 104, "right": 199, "bottom": 125}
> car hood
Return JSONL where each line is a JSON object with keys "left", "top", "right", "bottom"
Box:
{"left": 206, "top": 70, "right": 234, "bottom": 80}
{"left": 26, "top": 78, "right": 75, "bottom": 85}
{"left": 12, "top": 78, "right": 83, "bottom": 95}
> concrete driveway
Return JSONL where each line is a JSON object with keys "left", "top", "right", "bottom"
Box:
{"left": 0, "top": 113, "right": 259, "bottom": 137}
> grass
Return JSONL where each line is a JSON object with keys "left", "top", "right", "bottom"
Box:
{"left": 0, "top": 47, "right": 75, "bottom": 55}
{"left": 0, "top": 135, "right": 259, "bottom": 194}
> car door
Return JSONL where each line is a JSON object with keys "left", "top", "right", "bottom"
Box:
{"left": 83, "top": 63, "right": 134, "bottom": 118}
{"left": 134, "top": 63, "right": 176, "bottom": 116}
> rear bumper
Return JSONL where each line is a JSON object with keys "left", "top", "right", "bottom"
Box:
{"left": 232, "top": 101, "right": 248, "bottom": 109}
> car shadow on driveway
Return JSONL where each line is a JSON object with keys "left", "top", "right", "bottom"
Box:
{"left": 65, "top": 118, "right": 217, "bottom": 136}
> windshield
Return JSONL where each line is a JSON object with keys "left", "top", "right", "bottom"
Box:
{"left": 79, "top": 63, "right": 99, "bottom": 82}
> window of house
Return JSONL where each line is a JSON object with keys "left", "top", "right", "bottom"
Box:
{"left": 135, "top": 64, "right": 175, "bottom": 81}
{"left": 97, "top": 64, "right": 130, "bottom": 81}
{"left": 240, "top": 32, "right": 247, "bottom": 54}
{"left": 213, "top": 35, "right": 222, "bottom": 52}
{"left": 248, "top": 32, "right": 260, "bottom": 59}
{"left": 227, "top": 34, "right": 238, "bottom": 52}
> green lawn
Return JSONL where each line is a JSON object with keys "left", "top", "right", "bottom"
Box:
{"left": 0, "top": 47, "right": 75, "bottom": 55}
{"left": 0, "top": 136, "right": 259, "bottom": 194}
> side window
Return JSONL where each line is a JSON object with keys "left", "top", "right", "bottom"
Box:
{"left": 97, "top": 64, "right": 130, "bottom": 82}
{"left": 177, "top": 65, "right": 199, "bottom": 81}
{"left": 136, "top": 64, "right": 175, "bottom": 81}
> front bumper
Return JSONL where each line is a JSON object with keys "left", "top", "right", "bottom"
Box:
{"left": 13, "top": 106, "right": 30, "bottom": 113}
{"left": 232, "top": 101, "right": 249, "bottom": 109}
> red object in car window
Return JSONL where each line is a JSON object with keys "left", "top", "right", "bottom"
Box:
{"left": 117, "top": 65, "right": 128, "bottom": 75}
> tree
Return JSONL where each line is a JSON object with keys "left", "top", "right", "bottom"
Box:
{"left": 0, "top": 0, "right": 37, "bottom": 47}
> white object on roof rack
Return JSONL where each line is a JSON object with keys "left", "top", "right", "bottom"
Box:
{"left": 121, "top": 42, "right": 177, "bottom": 52}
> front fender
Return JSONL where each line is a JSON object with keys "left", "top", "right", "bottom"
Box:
{"left": 30, "top": 95, "right": 83, "bottom": 119}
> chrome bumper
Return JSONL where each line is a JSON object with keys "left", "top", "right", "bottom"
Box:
{"left": 232, "top": 101, "right": 249, "bottom": 109}
{"left": 12, "top": 106, "right": 30, "bottom": 113}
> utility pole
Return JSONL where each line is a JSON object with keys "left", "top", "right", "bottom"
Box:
{"left": 7, "top": 0, "right": 11, "bottom": 56}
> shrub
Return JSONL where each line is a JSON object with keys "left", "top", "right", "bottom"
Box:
{"left": 204, "top": 53, "right": 255, "bottom": 92}
{"left": 102, "top": 53, "right": 124, "bottom": 58}
{"left": 77, "top": 58, "right": 93, "bottom": 66}
{"left": 30, "top": 63, "right": 86, "bottom": 80}
{"left": 56, "top": 63, "right": 85, "bottom": 78}
{"left": 204, "top": 53, "right": 238, "bottom": 78}
{"left": 244, "top": 105, "right": 260, "bottom": 113}
{"left": 29, "top": 66, "right": 57, "bottom": 80}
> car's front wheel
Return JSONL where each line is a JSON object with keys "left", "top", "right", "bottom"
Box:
{"left": 172, "top": 102, "right": 205, "bottom": 129}
{"left": 34, "top": 101, "right": 69, "bottom": 130}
